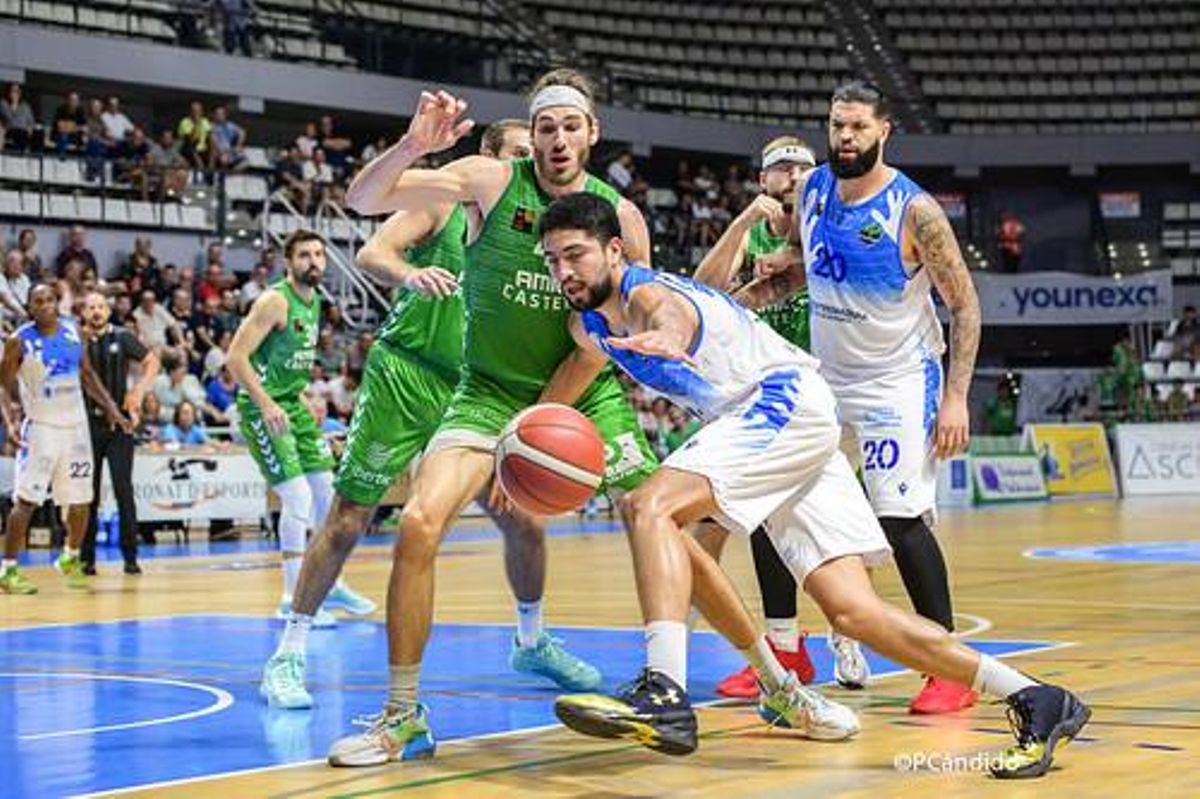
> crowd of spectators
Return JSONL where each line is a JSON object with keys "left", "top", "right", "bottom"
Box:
{"left": 0, "top": 224, "right": 364, "bottom": 450}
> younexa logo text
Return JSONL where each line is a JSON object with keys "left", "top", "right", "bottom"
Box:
{"left": 1013, "top": 284, "right": 1159, "bottom": 316}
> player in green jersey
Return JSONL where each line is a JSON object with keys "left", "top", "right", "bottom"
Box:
{"left": 227, "top": 230, "right": 374, "bottom": 630}
{"left": 690, "top": 137, "right": 831, "bottom": 698}
{"left": 260, "top": 121, "right": 601, "bottom": 710}
{"left": 326, "top": 71, "right": 819, "bottom": 768}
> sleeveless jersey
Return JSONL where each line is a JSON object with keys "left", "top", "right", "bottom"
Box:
{"left": 745, "top": 219, "right": 810, "bottom": 351}
{"left": 376, "top": 204, "right": 467, "bottom": 379}
{"left": 463, "top": 157, "right": 621, "bottom": 400}
{"left": 247, "top": 280, "right": 320, "bottom": 401}
{"left": 799, "top": 164, "right": 944, "bottom": 381}
{"left": 582, "top": 265, "right": 817, "bottom": 422}
{"left": 15, "top": 318, "right": 88, "bottom": 427}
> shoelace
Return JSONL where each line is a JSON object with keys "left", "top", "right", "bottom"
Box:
{"left": 1004, "top": 694, "right": 1036, "bottom": 747}
{"left": 350, "top": 706, "right": 418, "bottom": 737}
{"left": 614, "top": 668, "right": 655, "bottom": 701}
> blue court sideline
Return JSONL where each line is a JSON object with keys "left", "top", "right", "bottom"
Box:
{"left": 0, "top": 614, "right": 1061, "bottom": 798}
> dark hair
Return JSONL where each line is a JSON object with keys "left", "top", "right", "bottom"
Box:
{"left": 283, "top": 228, "right": 324, "bottom": 261}
{"left": 481, "top": 118, "right": 527, "bottom": 156}
{"left": 831, "top": 80, "right": 891, "bottom": 120}
{"left": 538, "top": 193, "right": 621, "bottom": 244}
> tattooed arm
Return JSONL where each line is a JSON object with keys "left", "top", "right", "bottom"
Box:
{"left": 732, "top": 250, "right": 805, "bottom": 310}
{"left": 905, "top": 193, "right": 981, "bottom": 458}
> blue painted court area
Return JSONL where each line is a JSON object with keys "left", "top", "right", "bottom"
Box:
{"left": 0, "top": 615, "right": 1060, "bottom": 798}
{"left": 1027, "top": 540, "right": 1200, "bottom": 565}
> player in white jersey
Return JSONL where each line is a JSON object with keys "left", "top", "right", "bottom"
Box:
{"left": 543, "top": 193, "right": 1089, "bottom": 779}
{"left": 742, "top": 81, "right": 983, "bottom": 714}
{"left": 0, "top": 284, "right": 131, "bottom": 594}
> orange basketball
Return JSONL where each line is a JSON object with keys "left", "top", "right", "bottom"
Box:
{"left": 496, "top": 404, "right": 607, "bottom": 516}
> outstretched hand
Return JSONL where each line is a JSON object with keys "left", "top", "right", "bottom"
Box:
{"left": 403, "top": 90, "right": 476, "bottom": 156}
{"left": 605, "top": 331, "right": 696, "bottom": 365}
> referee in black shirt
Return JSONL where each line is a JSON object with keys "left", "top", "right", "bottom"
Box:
{"left": 81, "top": 291, "right": 160, "bottom": 575}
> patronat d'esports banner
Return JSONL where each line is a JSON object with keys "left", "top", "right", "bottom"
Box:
{"left": 955, "top": 270, "right": 1173, "bottom": 326}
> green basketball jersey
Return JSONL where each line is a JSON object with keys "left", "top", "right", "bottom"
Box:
{"left": 746, "top": 219, "right": 810, "bottom": 351}
{"left": 248, "top": 280, "right": 320, "bottom": 401}
{"left": 462, "top": 157, "right": 621, "bottom": 400}
{"left": 376, "top": 204, "right": 467, "bottom": 379}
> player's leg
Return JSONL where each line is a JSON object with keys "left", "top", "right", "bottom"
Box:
{"left": 1, "top": 495, "right": 39, "bottom": 594}
{"left": 327, "top": 442, "right": 493, "bottom": 767}
{"left": 51, "top": 423, "right": 94, "bottom": 588}
{"left": 489, "top": 503, "right": 603, "bottom": 690}
{"left": 846, "top": 363, "right": 975, "bottom": 712}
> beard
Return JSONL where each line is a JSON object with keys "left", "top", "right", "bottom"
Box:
{"left": 535, "top": 144, "right": 589, "bottom": 186}
{"left": 565, "top": 274, "right": 613, "bottom": 312}
{"left": 828, "top": 138, "right": 881, "bottom": 179}
{"left": 296, "top": 266, "right": 322, "bottom": 287}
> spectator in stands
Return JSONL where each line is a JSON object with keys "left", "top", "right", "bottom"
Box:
{"left": 344, "top": 330, "right": 374, "bottom": 373}
{"left": 116, "top": 126, "right": 153, "bottom": 200}
{"left": 326, "top": 365, "right": 361, "bottom": 421}
{"left": 190, "top": 293, "right": 223, "bottom": 363}
{"left": 177, "top": 265, "right": 198, "bottom": 303}
{"left": 216, "top": 288, "right": 240, "bottom": 333}
{"left": 197, "top": 260, "right": 226, "bottom": 304}
{"left": 239, "top": 263, "right": 270, "bottom": 311}
{"left": 314, "top": 326, "right": 343, "bottom": 374}
{"left": 674, "top": 160, "right": 694, "bottom": 197}
{"left": 0, "top": 250, "right": 29, "bottom": 327}
{"left": 55, "top": 255, "right": 89, "bottom": 317}
{"left": 16, "top": 229, "right": 42, "bottom": 279}
{"left": 295, "top": 121, "right": 319, "bottom": 159}
{"left": 148, "top": 128, "right": 190, "bottom": 198}
{"left": 203, "top": 328, "right": 232, "bottom": 379}
{"left": 205, "top": 363, "right": 238, "bottom": 416}
{"left": 691, "top": 192, "right": 719, "bottom": 248}
{"left": 1170, "top": 305, "right": 1199, "bottom": 360}
{"left": 303, "top": 148, "right": 336, "bottom": 205}
{"left": 694, "top": 164, "right": 718, "bottom": 200}
{"left": 606, "top": 150, "right": 635, "bottom": 194}
{"left": 214, "top": 0, "right": 256, "bottom": 57}
{"left": 663, "top": 405, "right": 700, "bottom": 454}
{"left": 156, "top": 263, "right": 179, "bottom": 301}
{"left": 275, "top": 145, "right": 311, "bottom": 213}
{"left": 154, "top": 354, "right": 210, "bottom": 423}
{"left": 317, "top": 114, "right": 353, "bottom": 172}
{"left": 168, "top": 286, "right": 199, "bottom": 366}
{"left": 210, "top": 105, "right": 247, "bottom": 172}
{"left": 310, "top": 360, "right": 333, "bottom": 403}
{"left": 0, "top": 83, "right": 37, "bottom": 152}
{"left": 1111, "top": 332, "right": 1142, "bottom": 411}
{"left": 113, "top": 293, "right": 133, "bottom": 326}
{"left": 160, "top": 399, "right": 209, "bottom": 447}
{"left": 996, "top": 210, "right": 1025, "bottom": 273}
{"left": 101, "top": 96, "right": 135, "bottom": 152}
{"left": 122, "top": 235, "right": 160, "bottom": 296}
{"left": 55, "top": 226, "right": 98, "bottom": 277}
{"left": 360, "top": 134, "right": 388, "bottom": 164}
{"left": 253, "top": 244, "right": 278, "bottom": 275}
{"left": 132, "top": 289, "right": 179, "bottom": 352}
{"left": 83, "top": 97, "right": 112, "bottom": 179}
{"left": 307, "top": 391, "right": 347, "bottom": 437}
{"left": 177, "top": 100, "right": 213, "bottom": 171}
{"left": 985, "top": 377, "right": 1019, "bottom": 435}
{"left": 135, "top": 392, "right": 164, "bottom": 445}
{"left": 53, "top": 91, "right": 86, "bottom": 153}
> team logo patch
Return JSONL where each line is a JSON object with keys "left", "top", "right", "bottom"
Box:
{"left": 293, "top": 319, "right": 306, "bottom": 334}
{"left": 858, "top": 221, "right": 884, "bottom": 246}
{"left": 511, "top": 206, "right": 538, "bottom": 233}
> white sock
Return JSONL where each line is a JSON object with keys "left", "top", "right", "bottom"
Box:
{"left": 766, "top": 618, "right": 799, "bottom": 652}
{"left": 276, "top": 613, "right": 312, "bottom": 656}
{"left": 971, "top": 654, "right": 1038, "bottom": 699}
{"left": 65, "top": 546, "right": 79, "bottom": 559}
{"left": 645, "top": 620, "right": 688, "bottom": 689}
{"left": 740, "top": 634, "right": 788, "bottom": 693}
{"left": 281, "top": 555, "right": 303, "bottom": 597}
{"left": 386, "top": 663, "right": 421, "bottom": 712}
{"left": 685, "top": 606, "right": 702, "bottom": 632}
{"left": 516, "top": 600, "right": 543, "bottom": 648}
{"left": 2, "top": 558, "right": 15, "bottom": 571}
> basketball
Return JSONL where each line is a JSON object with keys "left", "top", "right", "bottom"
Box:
{"left": 496, "top": 404, "right": 607, "bottom": 516}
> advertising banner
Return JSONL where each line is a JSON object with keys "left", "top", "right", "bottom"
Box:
{"left": 965, "top": 270, "right": 1172, "bottom": 325}
{"left": 1023, "top": 423, "right": 1117, "bottom": 497}
{"left": 1114, "top": 423, "right": 1200, "bottom": 497}
{"left": 972, "top": 455, "right": 1049, "bottom": 503}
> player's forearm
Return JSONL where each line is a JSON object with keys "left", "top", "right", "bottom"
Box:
{"left": 345, "top": 136, "right": 429, "bottom": 215}
{"left": 733, "top": 266, "right": 801, "bottom": 311}
{"left": 355, "top": 246, "right": 419, "bottom": 287}
{"left": 692, "top": 218, "right": 751, "bottom": 290}
{"left": 540, "top": 349, "right": 607, "bottom": 407}
{"left": 946, "top": 298, "right": 981, "bottom": 399}
{"left": 226, "top": 354, "right": 272, "bottom": 409}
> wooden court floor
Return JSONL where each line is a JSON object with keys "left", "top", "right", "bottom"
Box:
{"left": 3, "top": 497, "right": 1199, "bottom": 798}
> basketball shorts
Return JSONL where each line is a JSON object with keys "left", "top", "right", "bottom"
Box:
{"left": 429, "top": 371, "right": 658, "bottom": 494}
{"left": 665, "top": 366, "right": 890, "bottom": 583}
{"left": 14, "top": 420, "right": 94, "bottom": 506}
{"left": 334, "top": 344, "right": 457, "bottom": 506}
{"left": 829, "top": 358, "right": 942, "bottom": 520}
{"left": 237, "top": 395, "right": 335, "bottom": 487}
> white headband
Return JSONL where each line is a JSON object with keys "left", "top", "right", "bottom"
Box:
{"left": 761, "top": 145, "right": 815, "bottom": 171}
{"left": 529, "top": 85, "right": 593, "bottom": 119}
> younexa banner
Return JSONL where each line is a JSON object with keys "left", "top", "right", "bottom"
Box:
{"left": 1115, "top": 423, "right": 1200, "bottom": 497}
{"left": 949, "top": 270, "right": 1173, "bottom": 325}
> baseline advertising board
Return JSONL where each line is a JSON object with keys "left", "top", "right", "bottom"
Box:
{"left": 972, "top": 455, "right": 1049, "bottom": 504}
{"left": 1023, "top": 423, "right": 1118, "bottom": 498}
{"left": 99, "top": 450, "right": 268, "bottom": 522}
{"left": 1114, "top": 423, "right": 1200, "bottom": 497}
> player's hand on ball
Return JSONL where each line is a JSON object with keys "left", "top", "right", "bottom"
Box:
{"left": 263, "top": 399, "right": 290, "bottom": 438}
{"left": 487, "top": 475, "right": 515, "bottom": 515}
{"left": 404, "top": 267, "right": 459, "bottom": 298}
{"left": 607, "top": 331, "right": 696, "bottom": 366}
{"left": 403, "top": 90, "right": 475, "bottom": 155}
{"left": 934, "top": 394, "right": 970, "bottom": 459}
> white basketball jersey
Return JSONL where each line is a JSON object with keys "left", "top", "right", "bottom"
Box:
{"left": 581, "top": 265, "right": 818, "bottom": 421}
{"left": 799, "top": 164, "right": 945, "bottom": 382}
{"left": 14, "top": 318, "right": 89, "bottom": 427}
